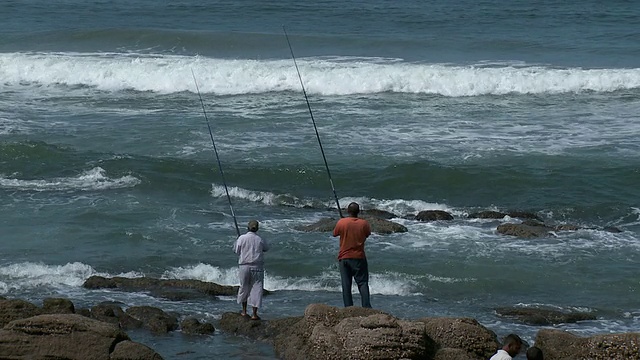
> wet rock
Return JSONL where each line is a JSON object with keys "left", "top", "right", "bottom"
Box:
{"left": 433, "top": 347, "right": 477, "bottom": 360}
{"left": 468, "top": 211, "right": 507, "bottom": 219}
{"left": 91, "top": 302, "right": 144, "bottom": 330}
{"left": 180, "top": 317, "right": 215, "bottom": 335}
{"left": 364, "top": 215, "right": 408, "bottom": 233}
{"left": 83, "top": 275, "right": 240, "bottom": 298}
{"left": 273, "top": 304, "right": 426, "bottom": 360}
{"left": 0, "top": 313, "right": 163, "bottom": 360}
{"left": 496, "top": 223, "right": 554, "bottom": 238}
{"left": 294, "top": 216, "right": 407, "bottom": 234}
{"left": 506, "top": 211, "right": 541, "bottom": 220}
{"left": 495, "top": 307, "right": 596, "bottom": 326}
{"left": 0, "top": 298, "right": 42, "bottom": 327}
{"left": 126, "top": 306, "right": 178, "bottom": 334}
{"left": 535, "top": 328, "right": 640, "bottom": 360}
{"left": 360, "top": 208, "right": 398, "bottom": 219}
{"left": 77, "top": 307, "right": 92, "bottom": 318}
{"left": 111, "top": 340, "right": 165, "bottom": 360}
{"left": 420, "top": 317, "right": 500, "bottom": 360}
{"left": 522, "top": 219, "right": 546, "bottom": 227}
{"left": 468, "top": 210, "right": 541, "bottom": 221}
{"left": 554, "top": 224, "right": 581, "bottom": 231}
{"left": 219, "top": 303, "right": 500, "bottom": 360}
{"left": 218, "top": 312, "right": 275, "bottom": 340}
{"left": 42, "top": 297, "right": 75, "bottom": 314}
{"left": 415, "top": 210, "right": 454, "bottom": 222}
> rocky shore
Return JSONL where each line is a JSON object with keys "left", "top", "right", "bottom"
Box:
{"left": 1, "top": 275, "right": 638, "bottom": 359}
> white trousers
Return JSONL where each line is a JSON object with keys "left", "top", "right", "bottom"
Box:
{"left": 237, "top": 265, "right": 264, "bottom": 308}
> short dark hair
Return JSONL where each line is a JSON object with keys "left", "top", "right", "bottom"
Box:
{"left": 526, "top": 346, "right": 544, "bottom": 360}
{"left": 347, "top": 202, "right": 360, "bottom": 216}
{"left": 247, "top": 220, "right": 259, "bottom": 232}
{"left": 504, "top": 333, "right": 523, "bottom": 347}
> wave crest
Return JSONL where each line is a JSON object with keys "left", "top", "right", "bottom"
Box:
{"left": 0, "top": 167, "right": 140, "bottom": 192}
{"left": 2, "top": 52, "right": 639, "bottom": 96}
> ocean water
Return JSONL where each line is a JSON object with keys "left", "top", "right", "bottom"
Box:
{"left": 1, "top": 0, "right": 640, "bottom": 358}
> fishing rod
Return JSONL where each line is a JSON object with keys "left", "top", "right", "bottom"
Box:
{"left": 191, "top": 69, "right": 241, "bottom": 237}
{"left": 283, "top": 26, "right": 344, "bottom": 218}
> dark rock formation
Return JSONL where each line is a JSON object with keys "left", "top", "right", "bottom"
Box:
{"left": 361, "top": 208, "right": 398, "bottom": 219}
{"left": 91, "top": 302, "right": 144, "bottom": 330}
{"left": 496, "top": 223, "right": 554, "bottom": 238}
{"left": 273, "top": 304, "right": 427, "bottom": 360}
{"left": 0, "top": 298, "right": 42, "bottom": 327}
{"left": 83, "top": 275, "right": 243, "bottom": 298}
{"left": 218, "top": 303, "right": 502, "bottom": 360}
{"left": 468, "top": 210, "right": 542, "bottom": 221}
{"left": 420, "top": 317, "right": 500, "bottom": 359}
{"left": 111, "top": 340, "right": 164, "bottom": 360}
{"left": 294, "top": 215, "right": 408, "bottom": 234}
{"left": 495, "top": 307, "right": 596, "bottom": 325}
{"left": 535, "top": 328, "right": 640, "bottom": 360}
{"left": 180, "top": 317, "right": 216, "bottom": 335}
{"left": 468, "top": 211, "right": 508, "bottom": 219}
{"left": 126, "top": 306, "right": 179, "bottom": 334}
{"left": 0, "top": 313, "right": 163, "bottom": 360}
{"left": 42, "top": 297, "right": 75, "bottom": 314}
{"left": 415, "top": 210, "right": 454, "bottom": 222}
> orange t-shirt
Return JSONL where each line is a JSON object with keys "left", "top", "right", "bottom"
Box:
{"left": 333, "top": 217, "right": 371, "bottom": 260}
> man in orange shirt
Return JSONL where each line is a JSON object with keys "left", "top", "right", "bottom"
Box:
{"left": 332, "top": 202, "right": 372, "bottom": 308}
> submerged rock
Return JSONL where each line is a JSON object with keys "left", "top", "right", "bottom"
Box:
{"left": 83, "top": 275, "right": 250, "bottom": 299}
{"left": 126, "top": 306, "right": 179, "bottom": 334}
{"left": 415, "top": 210, "right": 454, "bottom": 221}
{"left": 496, "top": 223, "right": 554, "bottom": 238}
{"left": 180, "top": 317, "right": 216, "bottom": 335}
{"left": 495, "top": 307, "right": 596, "bottom": 325}
{"left": 360, "top": 208, "right": 398, "bottom": 219}
{"left": 295, "top": 215, "right": 407, "bottom": 234}
{"left": 468, "top": 210, "right": 541, "bottom": 221}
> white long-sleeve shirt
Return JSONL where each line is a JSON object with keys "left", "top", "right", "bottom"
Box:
{"left": 233, "top": 231, "right": 269, "bottom": 267}
{"left": 489, "top": 350, "right": 513, "bottom": 360}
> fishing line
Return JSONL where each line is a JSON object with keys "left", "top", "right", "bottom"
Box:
{"left": 191, "top": 69, "right": 241, "bottom": 237}
{"left": 283, "top": 26, "right": 344, "bottom": 218}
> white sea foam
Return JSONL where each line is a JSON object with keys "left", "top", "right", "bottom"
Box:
{"left": 2, "top": 52, "right": 639, "bottom": 96}
{"left": 0, "top": 167, "right": 140, "bottom": 192}
{"left": 211, "top": 184, "right": 320, "bottom": 208}
{"left": 337, "top": 196, "right": 455, "bottom": 217}
{"left": 162, "top": 263, "right": 425, "bottom": 296}
{"left": 0, "top": 262, "right": 96, "bottom": 294}
{"left": 209, "top": 185, "right": 455, "bottom": 217}
{"left": 0, "top": 261, "right": 144, "bottom": 294}
{"left": 394, "top": 217, "right": 640, "bottom": 261}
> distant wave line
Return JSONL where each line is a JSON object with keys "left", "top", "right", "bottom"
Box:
{"left": 1, "top": 52, "right": 639, "bottom": 96}
{"left": 0, "top": 167, "right": 140, "bottom": 192}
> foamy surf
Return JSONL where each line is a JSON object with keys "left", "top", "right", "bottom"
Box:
{"left": 161, "top": 263, "right": 429, "bottom": 296}
{"left": 2, "top": 52, "right": 640, "bottom": 96}
{"left": 0, "top": 262, "right": 141, "bottom": 294}
{"left": 0, "top": 167, "right": 140, "bottom": 192}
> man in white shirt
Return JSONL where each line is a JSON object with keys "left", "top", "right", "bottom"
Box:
{"left": 233, "top": 220, "right": 269, "bottom": 320}
{"left": 489, "top": 333, "right": 523, "bottom": 360}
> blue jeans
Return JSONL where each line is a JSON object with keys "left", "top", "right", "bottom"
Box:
{"left": 339, "top": 258, "right": 371, "bottom": 308}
